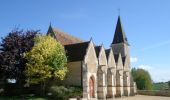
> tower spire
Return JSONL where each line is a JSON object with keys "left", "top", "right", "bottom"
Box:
{"left": 47, "top": 23, "right": 56, "bottom": 38}
{"left": 112, "top": 16, "right": 129, "bottom": 45}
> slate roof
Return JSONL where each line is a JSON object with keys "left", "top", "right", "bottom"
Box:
{"left": 122, "top": 56, "right": 126, "bottom": 66}
{"left": 95, "top": 46, "right": 101, "bottom": 58}
{"left": 112, "top": 16, "right": 129, "bottom": 45}
{"left": 47, "top": 25, "right": 84, "bottom": 45}
{"left": 114, "top": 54, "right": 126, "bottom": 65}
{"left": 114, "top": 54, "right": 119, "bottom": 63}
{"left": 105, "top": 49, "right": 110, "bottom": 60}
{"left": 64, "top": 41, "right": 90, "bottom": 62}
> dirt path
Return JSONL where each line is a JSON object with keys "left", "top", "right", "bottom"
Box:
{"left": 113, "top": 95, "right": 170, "bottom": 100}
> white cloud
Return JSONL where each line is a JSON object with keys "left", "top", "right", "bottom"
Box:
{"left": 130, "top": 57, "right": 138, "bottom": 63}
{"left": 137, "top": 65, "right": 153, "bottom": 70}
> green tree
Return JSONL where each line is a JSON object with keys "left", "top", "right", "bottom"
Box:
{"left": 131, "top": 68, "right": 153, "bottom": 90}
{"left": 168, "top": 81, "right": 170, "bottom": 90}
{"left": 24, "top": 35, "right": 67, "bottom": 93}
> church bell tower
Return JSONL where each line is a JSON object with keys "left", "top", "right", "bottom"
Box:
{"left": 111, "top": 16, "right": 130, "bottom": 58}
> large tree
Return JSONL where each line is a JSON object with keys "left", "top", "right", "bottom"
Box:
{"left": 0, "top": 30, "right": 38, "bottom": 81}
{"left": 131, "top": 68, "right": 153, "bottom": 90}
{"left": 24, "top": 35, "right": 67, "bottom": 88}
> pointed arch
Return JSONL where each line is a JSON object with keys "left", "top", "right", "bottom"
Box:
{"left": 89, "top": 75, "right": 95, "bottom": 98}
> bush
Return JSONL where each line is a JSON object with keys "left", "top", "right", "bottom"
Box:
{"left": 48, "top": 86, "right": 82, "bottom": 100}
{"left": 0, "top": 88, "right": 4, "bottom": 96}
{"left": 4, "top": 83, "right": 22, "bottom": 96}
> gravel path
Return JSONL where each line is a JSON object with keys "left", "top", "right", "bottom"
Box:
{"left": 112, "top": 95, "right": 170, "bottom": 100}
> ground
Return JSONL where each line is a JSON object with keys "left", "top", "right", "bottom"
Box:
{"left": 112, "top": 95, "right": 170, "bottom": 100}
{"left": 1, "top": 95, "right": 170, "bottom": 100}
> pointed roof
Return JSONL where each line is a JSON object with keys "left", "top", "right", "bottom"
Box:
{"left": 95, "top": 46, "right": 101, "bottom": 58}
{"left": 105, "top": 49, "right": 110, "bottom": 60}
{"left": 116, "top": 53, "right": 123, "bottom": 70}
{"left": 107, "top": 49, "right": 116, "bottom": 68}
{"left": 112, "top": 16, "right": 129, "bottom": 45}
{"left": 122, "top": 56, "right": 126, "bottom": 66}
{"left": 114, "top": 54, "right": 119, "bottom": 63}
{"left": 114, "top": 54, "right": 126, "bottom": 65}
{"left": 47, "top": 25, "right": 84, "bottom": 45}
{"left": 47, "top": 24, "right": 56, "bottom": 37}
{"left": 123, "top": 56, "right": 130, "bottom": 71}
{"left": 64, "top": 41, "right": 90, "bottom": 62}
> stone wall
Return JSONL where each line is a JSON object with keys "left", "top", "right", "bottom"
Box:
{"left": 137, "top": 90, "right": 170, "bottom": 97}
{"left": 84, "top": 41, "right": 98, "bottom": 99}
{"left": 112, "top": 43, "right": 129, "bottom": 57}
{"left": 62, "top": 61, "right": 82, "bottom": 86}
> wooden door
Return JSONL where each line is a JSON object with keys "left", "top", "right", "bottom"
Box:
{"left": 89, "top": 77, "right": 94, "bottom": 98}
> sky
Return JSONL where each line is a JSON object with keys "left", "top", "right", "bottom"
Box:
{"left": 0, "top": 0, "right": 170, "bottom": 82}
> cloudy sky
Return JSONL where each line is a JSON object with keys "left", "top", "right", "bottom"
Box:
{"left": 0, "top": 0, "right": 170, "bottom": 82}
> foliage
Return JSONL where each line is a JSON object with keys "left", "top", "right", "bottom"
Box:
{"left": 48, "top": 86, "right": 82, "bottom": 100}
{"left": 153, "top": 82, "right": 169, "bottom": 90}
{"left": 0, "top": 29, "right": 38, "bottom": 80}
{"left": 168, "top": 81, "right": 170, "bottom": 90}
{"left": 24, "top": 35, "right": 67, "bottom": 85}
{"left": 131, "top": 68, "right": 153, "bottom": 90}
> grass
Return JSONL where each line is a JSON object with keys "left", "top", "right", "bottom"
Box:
{"left": 0, "top": 96, "right": 48, "bottom": 100}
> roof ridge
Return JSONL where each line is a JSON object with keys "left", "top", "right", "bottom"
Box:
{"left": 64, "top": 41, "right": 90, "bottom": 46}
{"left": 52, "top": 28, "right": 84, "bottom": 42}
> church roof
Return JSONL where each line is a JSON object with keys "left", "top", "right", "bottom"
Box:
{"left": 112, "top": 16, "right": 129, "bottom": 45}
{"left": 47, "top": 25, "right": 84, "bottom": 45}
{"left": 95, "top": 46, "right": 101, "bottom": 58}
{"left": 114, "top": 54, "right": 126, "bottom": 65}
{"left": 114, "top": 54, "right": 119, "bottom": 63}
{"left": 64, "top": 41, "right": 90, "bottom": 62}
{"left": 105, "top": 49, "right": 110, "bottom": 60}
{"left": 122, "top": 56, "right": 126, "bottom": 66}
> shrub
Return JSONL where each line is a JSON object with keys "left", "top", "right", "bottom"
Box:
{"left": 0, "top": 88, "right": 4, "bottom": 96}
{"left": 48, "top": 86, "right": 82, "bottom": 100}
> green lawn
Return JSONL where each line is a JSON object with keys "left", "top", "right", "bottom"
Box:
{"left": 0, "top": 96, "right": 48, "bottom": 100}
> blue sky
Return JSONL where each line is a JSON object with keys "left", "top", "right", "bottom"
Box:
{"left": 0, "top": 0, "right": 170, "bottom": 82}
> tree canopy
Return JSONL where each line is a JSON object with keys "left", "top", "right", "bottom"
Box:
{"left": 24, "top": 35, "right": 67, "bottom": 85}
{"left": 0, "top": 29, "right": 38, "bottom": 80}
{"left": 131, "top": 68, "right": 153, "bottom": 90}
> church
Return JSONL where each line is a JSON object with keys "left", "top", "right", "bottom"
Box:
{"left": 47, "top": 16, "right": 136, "bottom": 100}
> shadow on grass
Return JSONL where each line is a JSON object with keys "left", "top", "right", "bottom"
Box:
{"left": 0, "top": 96, "right": 48, "bottom": 100}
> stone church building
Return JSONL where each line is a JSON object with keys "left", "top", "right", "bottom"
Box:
{"left": 47, "top": 16, "right": 136, "bottom": 99}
